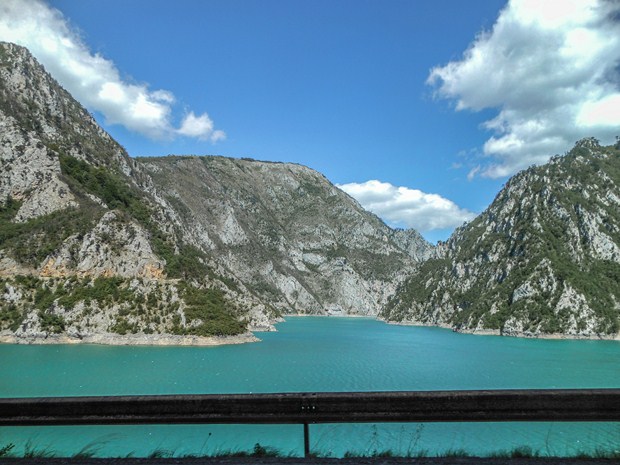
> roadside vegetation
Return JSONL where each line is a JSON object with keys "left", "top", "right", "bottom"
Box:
{"left": 2, "top": 438, "right": 620, "bottom": 460}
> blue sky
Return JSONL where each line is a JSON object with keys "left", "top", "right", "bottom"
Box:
{"left": 2, "top": 1, "right": 619, "bottom": 243}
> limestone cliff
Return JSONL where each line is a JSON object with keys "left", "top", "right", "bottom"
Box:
{"left": 0, "top": 42, "right": 432, "bottom": 343}
{"left": 382, "top": 138, "right": 620, "bottom": 339}
{"left": 137, "top": 155, "right": 432, "bottom": 316}
{"left": 9, "top": 39, "right": 616, "bottom": 342}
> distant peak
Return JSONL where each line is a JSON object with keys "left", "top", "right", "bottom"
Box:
{"left": 574, "top": 137, "right": 601, "bottom": 149}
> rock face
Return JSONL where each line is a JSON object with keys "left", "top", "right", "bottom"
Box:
{"left": 0, "top": 42, "right": 432, "bottom": 342}
{"left": 6, "top": 41, "right": 617, "bottom": 343}
{"left": 138, "top": 156, "right": 433, "bottom": 316}
{"left": 382, "top": 138, "right": 620, "bottom": 339}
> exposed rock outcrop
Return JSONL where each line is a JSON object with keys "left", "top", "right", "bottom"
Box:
{"left": 383, "top": 138, "right": 620, "bottom": 339}
{"left": 0, "top": 41, "right": 432, "bottom": 343}
{"left": 138, "top": 156, "right": 433, "bottom": 315}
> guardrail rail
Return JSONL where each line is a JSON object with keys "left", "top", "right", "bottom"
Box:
{"left": 2, "top": 389, "right": 620, "bottom": 458}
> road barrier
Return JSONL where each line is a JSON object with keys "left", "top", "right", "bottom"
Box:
{"left": 2, "top": 389, "right": 620, "bottom": 457}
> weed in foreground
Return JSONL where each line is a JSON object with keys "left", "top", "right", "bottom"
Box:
{"left": 23, "top": 439, "right": 55, "bottom": 459}
{"left": 575, "top": 447, "right": 620, "bottom": 459}
{"left": 489, "top": 445, "right": 539, "bottom": 459}
{"left": 211, "top": 443, "right": 281, "bottom": 458}
{"left": 440, "top": 448, "right": 470, "bottom": 458}
{"left": 0, "top": 443, "right": 15, "bottom": 458}
{"left": 72, "top": 438, "right": 115, "bottom": 459}
{"left": 147, "top": 448, "right": 175, "bottom": 459}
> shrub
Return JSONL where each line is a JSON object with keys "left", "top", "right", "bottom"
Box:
{"left": 177, "top": 285, "right": 246, "bottom": 336}
{"left": 38, "top": 311, "right": 65, "bottom": 333}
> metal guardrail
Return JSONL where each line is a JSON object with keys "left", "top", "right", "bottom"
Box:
{"left": 2, "top": 389, "right": 620, "bottom": 457}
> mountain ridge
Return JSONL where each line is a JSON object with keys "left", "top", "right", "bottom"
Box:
{"left": 0, "top": 41, "right": 431, "bottom": 344}
{"left": 381, "top": 137, "right": 620, "bottom": 339}
{"left": 1, "top": 41, "right": 619, "bottom": 344}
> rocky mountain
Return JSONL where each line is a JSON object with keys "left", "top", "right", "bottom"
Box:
{"left": 0, "top": 42, "right": 432, "bottom": 343}
{"left": 137, "top": 155, "right": 432, "bottom": 316}
{"left": 382, "top": 138, "right": 620, "bottom": 339}
{"left": 5, "top": 40, "right": 617, "bottom": 344}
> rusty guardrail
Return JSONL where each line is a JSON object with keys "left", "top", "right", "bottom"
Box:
{"left": 2, "top": 389, "right": 620, "bottom": 457}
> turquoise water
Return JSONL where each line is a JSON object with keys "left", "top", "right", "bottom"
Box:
{"left": 1, "top": 317, "right": 619, "bottom": 457}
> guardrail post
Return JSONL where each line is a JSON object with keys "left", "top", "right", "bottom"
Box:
{"left": 303, "top": 422, "right": 310, "bottom": 458}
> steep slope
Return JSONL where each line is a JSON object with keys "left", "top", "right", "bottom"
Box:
{"left": 0, "top": 42, "right": 254, "bottom": 342}
{"left": 382, "top": 138, "right": 620, "bottom": 338}
{"left": 137, "top": 155, "right": 433, "bottom": 315}
{"left": 0, "top": 41, "right": 154, "bottom": 272}
{"left": 0, "top": 42, "right": 432, "bottom": 343}
{"left": 0, "top": 43, "right": 133, "bottom": 220}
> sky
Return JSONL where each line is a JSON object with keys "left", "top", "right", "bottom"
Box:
{"left": 1, "top": 0, "right": 619, "bottom": 243}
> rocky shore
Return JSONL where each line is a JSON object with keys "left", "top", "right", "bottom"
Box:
{"left": 0, "top": 331, "right": 260, "bottom": 346}
{"left": 382, "top": 318, "right": 620, "bottom": 341}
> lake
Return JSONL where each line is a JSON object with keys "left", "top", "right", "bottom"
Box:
{"left": 1, "top": 316, "right": 619, "bottom": 457}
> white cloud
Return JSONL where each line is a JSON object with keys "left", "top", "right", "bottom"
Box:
{"left": 428, "top": 0, "right": 620, "bottom": 178}
{"left": 577, "top": 93, "right": 620, "bottom": 127}
{"left": 0, "top": 0, "right": 224, "bottom": 142}
{"left": 178, "top": 112, "right": 226, "bottom": 142}
{"left": 338, "top": 180, "right": 476, "bottom": 232}
{"left": 467, "top": 166, "right": 481, "bottom": 181}
{"left": 210, "top": 130, "right": 227, "bottom": 142}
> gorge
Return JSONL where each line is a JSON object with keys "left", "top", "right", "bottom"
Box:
{"left": 0, "top": 41, "right": 619, "bottom": 344}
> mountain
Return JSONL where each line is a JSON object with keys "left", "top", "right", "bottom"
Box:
{"left": 0, "top": 42, "right": 432, "bottom": 343}
{"left": 382, "top": 138, "right": 620, "bottom": 338}
{"left": 4, "top": 41, "right": 617, "bottom": 343}
{"left": 136, "top": 155, "right": 432, "bottom": 316}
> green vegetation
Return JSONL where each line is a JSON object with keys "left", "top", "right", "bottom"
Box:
{"left": 303, "top": 260, "right": 320, "bottom": 273}
{"left": 176, "top": 284, "right": 246, "bottom": 336}
{"left": 150, "top": 232, "right": 240, "bottom": 292}
{"left": 3, "top": 43, "right": 619, "bottom": 341}
{"left": 59, "top": 153, "right": 236, "bottom": 287}
{"left": 0, "top": 275, "right": 246, "bottom": 337}
{"left": 151, "top": 236, "right": 208, "bottom": 281}
{"left": 108, "top": 317, "right": 138, "bottom": 336}
{"left": 37, "top": 310, "right": 65, "bottom": 333}
{"left": 381, "top": 258, "right": 450, "bottom": 322}
{"left": 59, "top": 276, "right": 133, "bottom": 308}
{"left": 385, "top": 141, "right": 620, "bottom": 335}
{"left": 299, "top": 180, "right": 324, "bottom": 197}
{"left": 58, "top": 153, "right": 212, "bottom": 283}
{"left": 248, "top": 279, "right": 280, "bottom": 298}
{"left": 59, "top": 154, "right": 150, "bottom": 224}
{"left": 0, "top": 197, "right": 100, "bottom": 267}
{"left": 0, "top": 303, "right": 23, "bottom": 331}
{"left": 29, "top": 276, "right": 135, "bottom": 312}
{"left": 0, "top": 195, "right": 20, "bottom": 220}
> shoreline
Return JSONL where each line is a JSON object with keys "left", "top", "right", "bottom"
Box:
{"left": 2, "top": 315, "right": 618, "bottom": 345}
{"left": 285, "top": 313, "right": 375, "bottom": 319}
{"left": 0, "top": 331, "right": 260, "bottom": 347}
{"left": 381, "top": 318, "right": 620, "bottom": 341}
{"left": 287, "top": 314, "right": 620, "bottom": 341}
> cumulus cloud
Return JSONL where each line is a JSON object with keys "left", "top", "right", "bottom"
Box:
{"left": 178, "top": 112, "right": 226, "bottom": 142}
{"left": 338, "top": 180, "right": 476, "bottom": 232}
{"left": 428, "top": 0, "right": 620, "bottom": 178}
{"left": 0, "top": 0, "right": 225, "bottom": 141}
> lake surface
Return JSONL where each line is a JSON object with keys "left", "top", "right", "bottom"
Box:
{"left": 1, "top": 317, "right": 619, "bottom": 457}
